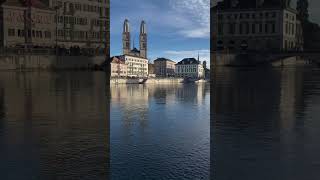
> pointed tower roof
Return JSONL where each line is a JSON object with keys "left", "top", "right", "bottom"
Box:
{"left": 140, "top": 20, "right": 147, "bottom": 34}
{"left": 123, "top": 19, "right": 130, "bottom": 33}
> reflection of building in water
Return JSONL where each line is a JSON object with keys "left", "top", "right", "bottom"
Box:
{"left": 110, "top": 85, "right": 149, "bottom": 127}
{"left": 278, "top": 68, "right": 305, "bottom": 129}
{"left": 0, "top": 72, "right": 109, "bottom": 179}
{"left": 110, "top": 84, "right": 209, "bottom": 126}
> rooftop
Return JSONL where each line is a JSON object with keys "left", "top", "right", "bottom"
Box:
{"left": 213, "top": 0, "right": 296, "bottom": 12}
{"left": 2, "top": 0, "right": 51, "bottom": 10}
{"left": 154, "top": 58, "right": 176, "bottom": 63}
{"left": 177, "top": 58, "right": 200, "bottom": 65}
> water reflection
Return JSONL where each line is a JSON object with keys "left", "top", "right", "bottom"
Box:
{"left": 211, "top": 67, "right": 320, "bottom": 180}
{"left": 110, "top": 83, "right": 210, "bottom": 179}
{"left": 0, "top": 71, "right": 110, "bottom": 180}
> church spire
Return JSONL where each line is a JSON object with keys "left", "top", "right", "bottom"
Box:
{"left": 122, "top": 19, "right": 131, "bottom": 55}
{"left": 139, "top": 20, "right": 147, "bottom": 58}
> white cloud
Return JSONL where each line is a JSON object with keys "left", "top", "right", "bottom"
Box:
{"left": 163, "top": 49, "right": 210, "bottom": 64}
{"left": 169, "top": 0, "right": 210, "bottom": 38}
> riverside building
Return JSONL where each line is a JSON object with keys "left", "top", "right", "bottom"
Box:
{"left": 0, "top": 0, "right": 56, "bottom": 48}
{"left": 110, "top": 56, "right": 127, "bottom": 77}
{"left": 154, "top": 57, "right": 176, "bottom": 77}
{"left": 0, "top": 0, "right": 110, "bottom": 55}
{"left": 212, "top": 0, "right": 304, "bottom": 52}
{"left": 175, "top": 58, "right": 204, "bottom": 79}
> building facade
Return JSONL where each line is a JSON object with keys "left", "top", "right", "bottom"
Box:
{"left": 0, "top": 0, "right": 110, "bottom": 56}
{"left": 52, "top": 0, "right": 109, "bottom": 50}
{"left": 110, "top": 56, "right": 127, "bottom": 77}
{"left": 154, "top": 58, "right": 176, "bottom": 77}
{"left": 121, "top": 54, "right": 148, "bottom": 77}
{"left": 175, "top": 58, "right": 204, "bottom": 79}
{"left": 0, "top": 0, "right": 56, "bottom": 48}
{"left": 148, "top": 63, "right": 155, "bottom": 77}
{"left": 121, "top": 19, "right": 148, "bottom": 77}
{"left": 212, "top": 0, "right": 303, "bottom": 52}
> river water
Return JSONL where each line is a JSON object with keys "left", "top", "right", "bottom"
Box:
{"left": 4, "top": 67, "right": 318, "bottom": 180}
{"left": 0, "top": 71, "right": 210, "bottom": 179}
{"left": 0, "top": 71, "right": 110, "bottom": 180}
{"left": 110, "top": 83, "right": 210, "bottom": 179}
{"left": 211, "top": 67, "right": 320, "bottom": 180}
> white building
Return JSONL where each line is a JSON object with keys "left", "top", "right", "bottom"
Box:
{"left": 212, "top": 0, "right": 304, "bottom": 52}
{"left": 121, "top": 54, "right": 148, "bottom": 77}
{"left": 175, "top": 58, "right": 204, "bottom": 79}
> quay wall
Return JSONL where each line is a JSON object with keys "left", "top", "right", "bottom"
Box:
{"left": 271, "top": 56, "right": 312, "bottom": 67}
{"left": 110, "top": 78, "right": 184, "bottom": 84}
{"left": 0, "top": 54, "right": 106, "bottom": 70}
{"left": 145, "top": 78, "right": 184, "bottom": 84}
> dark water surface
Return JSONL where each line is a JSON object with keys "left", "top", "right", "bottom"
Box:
{"left": 110, "top": 84, "right": 210, "bottom": 179}
{"left": 0, "top": 71, "right": 110, "bottom": 180}
{"left": 211, "top": 67, "right": 320, "bottom": 180}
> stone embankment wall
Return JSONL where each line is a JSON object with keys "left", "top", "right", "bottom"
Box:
{"left": 271, "top": 56, "right": 312, "bottom": 67}
{"left": 0, "top": 55, "right": 106, "bottom": 70}
{"left": 110, "top": 78, "right": 184, "bottom": 84}
{"left": 145, "top": 78, "right": 184, "bottom": 84}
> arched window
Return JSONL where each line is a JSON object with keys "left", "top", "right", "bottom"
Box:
{"left": 217, "top": 40, "right": 224, "bottom": 50}
{"left": 240, "top": 40, "right": 248, "bottom": 50}
{"left": 228, "top": 40, "right": 235, "bottom": 50}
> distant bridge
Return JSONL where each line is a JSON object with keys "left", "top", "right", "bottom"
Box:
{"left": 212, "top": 50, "right": 320, "bottom": 66}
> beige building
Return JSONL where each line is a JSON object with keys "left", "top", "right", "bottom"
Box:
{"left": 0, "top": 0, "right": 56, "bottom": 48}
{"left": 148, "top": 63, "right": 155, "bottom": 77}
{"left": 175, "top": 58, "right": 204, "bottom": 79}
{"left": 110, "top": 56, "right": 127, "bottom": 77}
{"left": 52, "top": 0, "right": 109, "bottom": 50}
{"left": 154, "top": 58, "right": 176, "bottom": 77}
{"left": 212, "top": 0, "right": 303, "bottom": 52}
{"left": 0, "top": 0, "right": 110, "bottom": 56}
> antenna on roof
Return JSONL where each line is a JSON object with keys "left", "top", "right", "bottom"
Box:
{"left": 197, "top": 51, "right": 200, "bottom": 62}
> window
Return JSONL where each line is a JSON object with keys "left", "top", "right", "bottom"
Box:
{"left": 8, "top": 29, "right": 15, "bottom": 36}
{"left": 265, "top": 23, "right": 268, "bottom": 33}
{"left": 228, "top": 23, "right": 235, "bottom": 34}
{"left": 252, "top": 24, "right": 255, "bottom": 34}
{"left": 259, "top": 23, "right": 263, "bottom": 33}
{"left": 245, "top": 23, "right": 249, "bottom": 34}
{"left": 271, "top": 23, "right": 276, "bottom": 33}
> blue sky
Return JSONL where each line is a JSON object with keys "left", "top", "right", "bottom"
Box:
{"left": 111, "top": 0, "right": 210, "bottom": 64}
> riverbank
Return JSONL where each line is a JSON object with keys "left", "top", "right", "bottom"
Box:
{"left": 0, "top": 54, "right": 106, "bottom": 70}
{"left": 212, "top": 51, "right": 312, "bottom": 67}
{"left": 110, "top": 78, "right": 209, "bottom": 84}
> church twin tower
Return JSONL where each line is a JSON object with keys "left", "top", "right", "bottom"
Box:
{"left": 122, "top": 19, "right": 147, "bottom": 59}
